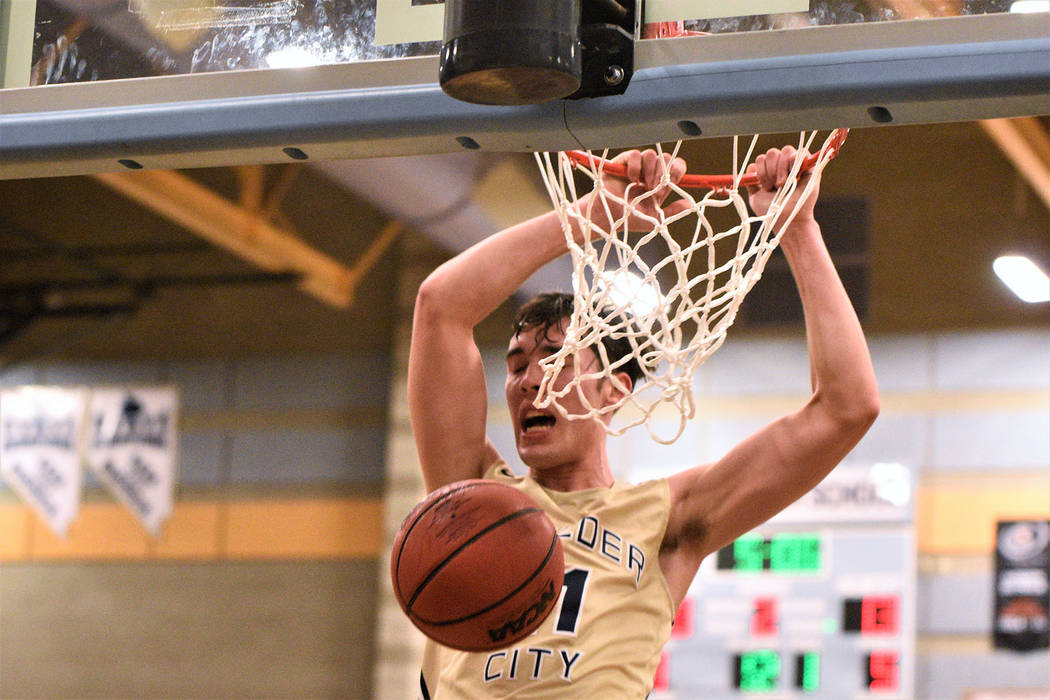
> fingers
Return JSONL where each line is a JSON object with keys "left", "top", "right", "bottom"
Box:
{"left": 614, "top": 149, "right": 686, "bottom": 190}
{"left": 645, "top": 151, "right": 687, "bottom": 190}
{"left": 620, "top": 149, "right": 643, "bottom": 184}
{"left": 664, "top": 198, "right": 693, "bottom": 218}
{"left": 776, "top": 146, "right": 796, "bottom": 189}
{"left": 625, "top": 150, "right": 667, "bottom": 189}
{"left": 667, "top": 155, "right": 687, "bottom": 187}
{"left": 751, "top": 146, "right": 802, "bottom": 191}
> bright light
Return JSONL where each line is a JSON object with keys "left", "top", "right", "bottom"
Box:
{"left": 266, "top": 47, "right": 321, "bottom": 69}
{"left": 1010, "top": 0, "right": 1050, "bottom": 12}
{"left": 599, "top": 270, "right": 663, "bottom": 317}
{"left": 993, "top": 255, "right": 1050, "bottom": 303}
{"left": 870, "top": 462, "right": 911, "bottom": 508}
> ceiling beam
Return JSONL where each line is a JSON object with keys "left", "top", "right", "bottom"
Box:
{"left": 978, "top": 117, "right": 1050, "bottom": 213}
{"left": 870, "top": 0, "right": 1050, "bottom": 214}
{"left": 93, "top": 169, "right": 360, "bottom": 307}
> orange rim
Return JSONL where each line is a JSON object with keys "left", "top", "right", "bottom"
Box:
{"left": 563, "top": 128, "right": 849, "bottom": 191}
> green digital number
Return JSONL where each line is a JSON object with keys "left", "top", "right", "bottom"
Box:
{"left": 798, "top": 535, "right": 821, "bottom": 571}
{"left": 737, "top": 650, "right": 780, "bottom": 691}
{"left": 769, "top": 533, "right": 821, "bottom": 572}
{"left": 733, "top": 535, "right": 767, "bottom": 572}
{"left": 796, "top": 651, "right": 820, "bottom": 691}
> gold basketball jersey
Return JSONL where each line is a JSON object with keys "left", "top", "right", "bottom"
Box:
{"left": 420, "top": 462, "right": 675, "bottom": 699}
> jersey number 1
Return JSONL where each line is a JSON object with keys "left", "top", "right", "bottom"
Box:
{"left": 554, "top": 568, "right": 590, "bottom": 635}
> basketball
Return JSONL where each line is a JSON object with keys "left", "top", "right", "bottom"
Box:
{"left": 390, "top": 479, "right": 565, "bottom": 652}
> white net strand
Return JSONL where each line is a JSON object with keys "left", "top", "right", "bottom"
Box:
{"left": 532, "top": 130, "right": 842, "bottom": 444}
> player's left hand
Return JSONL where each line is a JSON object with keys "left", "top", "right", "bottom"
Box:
{"left": 745, "top": 146, "right": 820, "bottom": 229}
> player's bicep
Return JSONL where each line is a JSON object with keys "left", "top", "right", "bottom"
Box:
{"left": 669, "top": 403, "right": 854, "bottom": 558}
{"left": 408, "top": 314, "right": 499, "bottom": 492}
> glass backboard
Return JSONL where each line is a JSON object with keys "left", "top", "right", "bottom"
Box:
{"left": 1, "top": 0, "right": 1047, "bottom": 178}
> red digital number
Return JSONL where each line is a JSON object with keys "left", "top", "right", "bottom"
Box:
{"left": 751, "top": 596, "right": 778, "bottom": 636}
{"left": 672, "top": 597, "right": 695, "bottom": 640}
{"left": 861, "top": 595, "right": 899, "bottom": 635}
{"left": 867, "top": 650, "right": 900, "bottom": 691}
{"left": 653, "top": 651, "right": 671, "bottom": 691}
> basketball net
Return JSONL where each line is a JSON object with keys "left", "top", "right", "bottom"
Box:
{"left": 533, "top": 129, "right": 847, "bottom": 444}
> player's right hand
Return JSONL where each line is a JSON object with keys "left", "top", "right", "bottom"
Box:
{"left": 575, "top": 149, "right": 692, "bottom": 236}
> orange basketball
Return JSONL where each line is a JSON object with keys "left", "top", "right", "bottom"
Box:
{"left": 390, "top": 479, "right": 565, "bottom": 652}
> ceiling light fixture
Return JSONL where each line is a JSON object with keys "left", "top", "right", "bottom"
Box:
{"left": 993, "top": 255, "right": 1050, "bottom": 303}
{"left": 598, "top": 269, "right": 664, "bottom": 318}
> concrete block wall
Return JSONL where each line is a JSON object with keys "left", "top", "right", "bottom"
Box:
{"left": 0, "top": 351, "right": 392, "bottom": 699}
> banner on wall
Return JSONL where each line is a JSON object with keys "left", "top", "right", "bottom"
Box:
{"left": 993, "top": 519, "right": 1050, "bottom": 652}
{"left": 0, "top": 386, "right": 86, "bottom": 536}
{"left": 85, "top": 386, "right": 179, "bottom": 536}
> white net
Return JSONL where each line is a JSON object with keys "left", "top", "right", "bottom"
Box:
{"left": 532, "top": 130, "right": 846, "bottom": 444}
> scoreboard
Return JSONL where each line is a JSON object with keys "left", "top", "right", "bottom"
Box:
{"left": 653, "top": 464, "right": 916, "bottom": 699}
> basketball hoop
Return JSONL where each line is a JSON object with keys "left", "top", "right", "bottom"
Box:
{"left": 533, "top": 129, "right": 847, "bottom": 444}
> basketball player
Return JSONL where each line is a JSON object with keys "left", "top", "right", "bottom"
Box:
{"left": 408, "top": 146, "right": 879, "bottom": 697}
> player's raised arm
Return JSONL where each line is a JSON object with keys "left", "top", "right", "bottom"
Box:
{"left": 408, "top": 150, "right": 688, "bottom": 492}
{"left": 660, "top": 146, "right": 880, "bottom": 605}
{"left": 408, "top": 209, "right": 564, "bottom": 492}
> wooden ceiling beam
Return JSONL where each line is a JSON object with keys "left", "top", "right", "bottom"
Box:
{"left": 93, "top": 169, "right": 362, "bottom": 307}
{"left": 978, "top": 117, "right": 1050, "bottom": 214}
{"left": 871, "top": 0, "right": 1050, "bottom": 214}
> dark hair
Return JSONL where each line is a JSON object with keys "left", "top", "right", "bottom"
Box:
{"left": 512, "top": 292, "right": 644, "bottom": 387}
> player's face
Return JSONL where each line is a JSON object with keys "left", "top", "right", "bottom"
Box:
{"left": 504, "top": 320, "right": 612, "bottom": 468}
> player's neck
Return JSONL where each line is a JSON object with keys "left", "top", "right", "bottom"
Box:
{"left": 529, "top": 453, "right": 615, "bottom": 492}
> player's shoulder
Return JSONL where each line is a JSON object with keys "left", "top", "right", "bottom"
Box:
{"left": 603, "top": 476, "right": 672, "bottom": 523}
{"left": 617, "top": 474, "right": 671, "bottom": 499}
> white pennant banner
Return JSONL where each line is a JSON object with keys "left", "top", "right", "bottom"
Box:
{"left": 0, "top": 386, "right": 86, "bottom": 537}
{"left": 86, "top": 386, "right": 179, "bottom": 536}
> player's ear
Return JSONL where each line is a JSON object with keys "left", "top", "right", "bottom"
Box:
{"left": 602, "top": 371, "right": 633, "bottom": 407}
